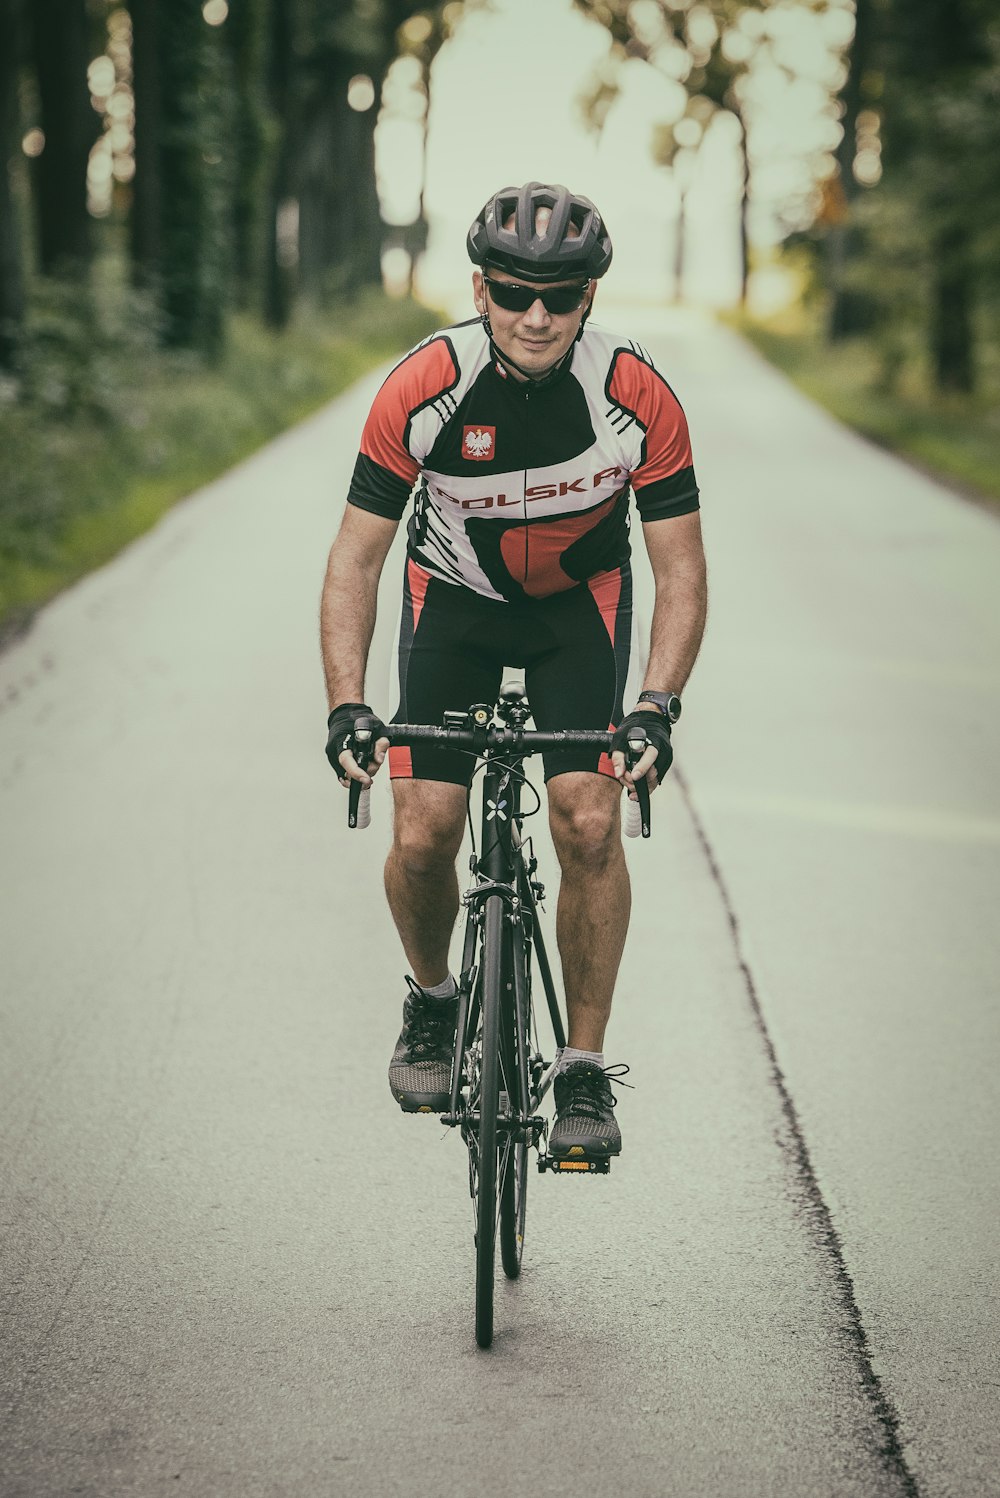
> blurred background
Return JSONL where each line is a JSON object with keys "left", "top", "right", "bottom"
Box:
{"left": 1, "top": 0, "right": 998, "bottom": 639}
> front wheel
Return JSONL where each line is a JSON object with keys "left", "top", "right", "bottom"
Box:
{"left": 499, "top": 916, "right": 531, "bottom": 1278}
{"left": 499, "top": 1140, "right": 528, "bottom": 1278}
{"left": 472, "top": 895, "right": 504, "bottom": 1348}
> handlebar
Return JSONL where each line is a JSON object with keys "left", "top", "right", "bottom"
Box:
{"left": 345, "top": 718, "right": 652, "bottom": 837}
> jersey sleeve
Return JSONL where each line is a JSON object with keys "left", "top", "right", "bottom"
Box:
{"left": 347, "top": 336, "right": 460, "bottom": 520}
{"left": 606, "top": 350, "right": 699, "bottom": 521}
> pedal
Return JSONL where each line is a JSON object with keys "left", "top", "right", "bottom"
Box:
{"left": 537, "top": 1151, "right": 612, "bottom": 1175}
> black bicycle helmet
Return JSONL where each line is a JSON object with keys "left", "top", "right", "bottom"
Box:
{"left": 467, "top": 181, "right": 613, "bottom": 282}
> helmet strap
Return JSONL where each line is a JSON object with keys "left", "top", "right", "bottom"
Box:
{"left": 574, "top": 288, "right": 596, "bottom": 343}
{"left": 479, "top": 282, "right": 589, "bottom": 384}
{"left": 487, "top": 333, "right": 575, "bottom": 386}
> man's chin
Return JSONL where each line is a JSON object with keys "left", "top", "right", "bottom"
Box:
{"left": 499, "top": 339, "right": 564, "bottom": 378}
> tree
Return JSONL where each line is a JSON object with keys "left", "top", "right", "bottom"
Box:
{"left": 262, "top": 0, "right": 296, "bottom": 329}
{"left": 27, "top": 0, "right": 100, "bottom": 275}
{"left": 0, "top": 0, "right": 27, "bottom": 366}
{"left": 861, "top": 0, "right": 998, "bottom": 391}
{"left": 292, "top": 0, "right": 400, "bottom": 304}
{"left": 146, "top": 0, "right": 235, "bottom": 353}
{"left": 382, "top": 4, "right": 459, "bottom": 293}
{"left": 129, "top": 0, "right": 164, "bottom": 290}
{"left": 226, "top": 0, "right": 280, "bottom": 313}
{"left": 825, "top": 0, "right": 876, "bottom": 338}
{"left": 574, "top": 0, "right": 766, "bottom": 304}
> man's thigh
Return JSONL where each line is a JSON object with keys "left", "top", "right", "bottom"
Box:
{"left": 391, "top": 560, "right": 504, "bottom": 786}
{"left": 524, "top": 565, "right": 634, "bottom": 782}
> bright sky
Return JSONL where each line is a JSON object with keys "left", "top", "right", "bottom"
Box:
{"left": 376, "top": 0, "right": 851, "bottom": 316}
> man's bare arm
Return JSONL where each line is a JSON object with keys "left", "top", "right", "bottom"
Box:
{"left": 320, "top": 504, "right": 399, "bottom": 708}
{"left": 640, "top": 509, "right": 708, "bottom": 693}
{"left": 612, "top": 509, "right": 707, "bottom": 791}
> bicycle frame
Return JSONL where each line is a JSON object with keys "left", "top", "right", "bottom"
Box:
{"left": 444, "top": 731, "right": 558, "bottom": 1144}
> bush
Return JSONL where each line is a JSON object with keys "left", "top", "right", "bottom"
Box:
{"left": 0, "top": 285, "right": 440, "bottom": 637}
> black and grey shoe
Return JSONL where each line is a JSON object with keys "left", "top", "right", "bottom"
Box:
{"left": 549, "top": 1061, "right": 630, "bottom": 1158}
{"left": 388, "top": 977, "right": 458, "bottom": 1113}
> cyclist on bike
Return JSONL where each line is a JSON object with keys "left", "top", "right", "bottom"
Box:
{"left": 321, "top": 182, "right": 707, "bottom": 1161}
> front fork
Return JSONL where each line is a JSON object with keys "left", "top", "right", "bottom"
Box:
{"left": 445, "top": 754, "right": 545, "bottom": 1143}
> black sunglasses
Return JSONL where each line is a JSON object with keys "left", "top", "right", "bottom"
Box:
{"left": 483, "top": 276, "right": 590, "bottom": 315}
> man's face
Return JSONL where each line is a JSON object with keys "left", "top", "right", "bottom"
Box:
{"left": 473, "top": 267, "right": 594, "bottom": 380}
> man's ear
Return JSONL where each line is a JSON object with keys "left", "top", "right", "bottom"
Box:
{"left": 472, "top": 270, "right": 485, "bottom": 316}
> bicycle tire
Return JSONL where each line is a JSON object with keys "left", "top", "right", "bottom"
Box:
{"left": 473, "top": 894, "right": 504, "bottom": 1348}
{"left": 499, "top": 1141, "right": 528, "bottom": 1277}
{"left": 499, "top": 920, "right": 530, "bottom": 1278}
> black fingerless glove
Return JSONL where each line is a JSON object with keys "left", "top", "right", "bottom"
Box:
{"left": 612, "top": 709, "right": 673, "bottom": 781}
{"left": 325, "top": 702, "right": 387, "bottom": 775}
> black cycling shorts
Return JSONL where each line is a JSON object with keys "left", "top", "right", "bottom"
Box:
{"left": 389, "top": 558, "right": 633, "bottom": 786}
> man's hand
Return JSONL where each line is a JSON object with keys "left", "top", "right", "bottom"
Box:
{"left": 611, "top": 706, "right": 673, "bottom": 798}
{"left": 326, "top": 703, "right": 390, "bottom": 786}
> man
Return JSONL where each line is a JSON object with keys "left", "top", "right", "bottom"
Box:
{"left": 321, "top": 182, "right": 706, "bottom": 1160}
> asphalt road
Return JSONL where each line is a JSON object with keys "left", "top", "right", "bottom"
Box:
{"left": 1, "top": 310, "right": 997, "bottom": 1498}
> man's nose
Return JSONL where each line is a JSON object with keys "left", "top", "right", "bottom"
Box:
{"left": 522, "top": 297, "right": 550, "bottom": 327}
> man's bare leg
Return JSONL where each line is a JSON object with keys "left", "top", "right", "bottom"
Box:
{"left": 546, "top": 773, "right": 631, "bottom": 1052}
{"left": 384, "top": 779, "right": 468, "bottom": 986}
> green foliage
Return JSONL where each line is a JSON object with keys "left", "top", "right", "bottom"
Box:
{"left": 738, "top": 310, "right": 1000, "bottom": 507}
{"left": 11, "top": 273, "right": 162, "bottom": 423}
{"left": 814, "top": 0, "right": 1000, "bottom": 389}
{"left": 0, "top": 285, "right": 440, "bottom": 636}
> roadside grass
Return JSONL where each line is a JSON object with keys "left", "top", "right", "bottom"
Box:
{"left": 0, "top": 291, "right": 439, "bottom": 642}
{"left": 736, "top": 312, "right": 1000, "bottom": 510}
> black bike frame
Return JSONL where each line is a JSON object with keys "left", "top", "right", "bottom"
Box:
{"left": 447, "top": 748, "right": 559, "bottom": 1133}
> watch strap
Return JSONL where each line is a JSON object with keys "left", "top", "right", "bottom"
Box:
{"left": 637, "top": 690, "right": 681, "bottom": 723}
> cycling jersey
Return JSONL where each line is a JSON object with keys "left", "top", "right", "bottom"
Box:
{"left": 347, "top": 318, "right": 699, "bottom": 603}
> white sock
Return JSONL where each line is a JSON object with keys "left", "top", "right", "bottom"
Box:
{"left": 555, "top": 1046, "right": 605, "bottom": 1074}
{"left": 422, "top": 974, "right": 458, "bottom": 1001}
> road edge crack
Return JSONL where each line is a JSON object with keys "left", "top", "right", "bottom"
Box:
{"left": 674, "top": 764, "right": 923, "bottom": 1498}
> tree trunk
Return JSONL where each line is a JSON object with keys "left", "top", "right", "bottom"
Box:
{"left": 28, "top": 0, "right": 98, "bottom": 275}
{"left": 350, "top": 77, "right": 384, "bottom": 289}
{"left": 130, "top": 0, "right": 163, "bottom": 288}
{"left": 827, "top": 0, "right": 875, "bottom": 339}
{"left": 298, "top": 89, "right": 339, "bottom": 305}
{"left": 930, "top": 223, "right": 975, "bottom": 393}
{"left": 263, "top": 0, "right": 294, "bottom": 329}
{"left": 0, "top": 0, "right": 26, "bottom": 366}
{"left": 673, "top": 192, "right": 686, "bottom": 303}
{"left": 226, "top": 0, "right": 276, "bottom": 313}
{"left": 157, "top": 0, "right": 232, "bottom": 355}
{"left": 298, "top": 61, "right": 385, "bottom": 303}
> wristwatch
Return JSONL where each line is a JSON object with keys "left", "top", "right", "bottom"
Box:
{"left": 637, "top": 690, "right": 682, "bottom": 724}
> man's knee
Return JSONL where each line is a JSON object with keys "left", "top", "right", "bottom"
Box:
{"left": 391, "top": 782, "right": 466, "bottom": 877}
{"left": 548, "top": 776, "right": 620, "bottom": 869}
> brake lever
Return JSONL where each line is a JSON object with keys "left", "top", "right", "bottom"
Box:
{"left": 347, "top": 721, "right": 374, "bottom": 830}
{"left": 625, "top": 731, "right": 651, "bottom": 839}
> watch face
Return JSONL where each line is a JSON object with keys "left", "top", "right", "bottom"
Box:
{"left": 639, "top": 691, "right": 681, "bottom": 722}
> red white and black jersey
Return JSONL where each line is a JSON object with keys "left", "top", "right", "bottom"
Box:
{"left": 347, "top": 317, "right": 699, "bottom": 603}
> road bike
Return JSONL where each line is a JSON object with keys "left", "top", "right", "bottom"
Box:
{"left": 346, "top": 686, "right": 651, "bottom": 1348}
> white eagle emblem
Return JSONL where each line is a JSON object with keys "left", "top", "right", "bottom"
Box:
{"left": 464, "top": 427, "right": 493, "bottom": 457}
